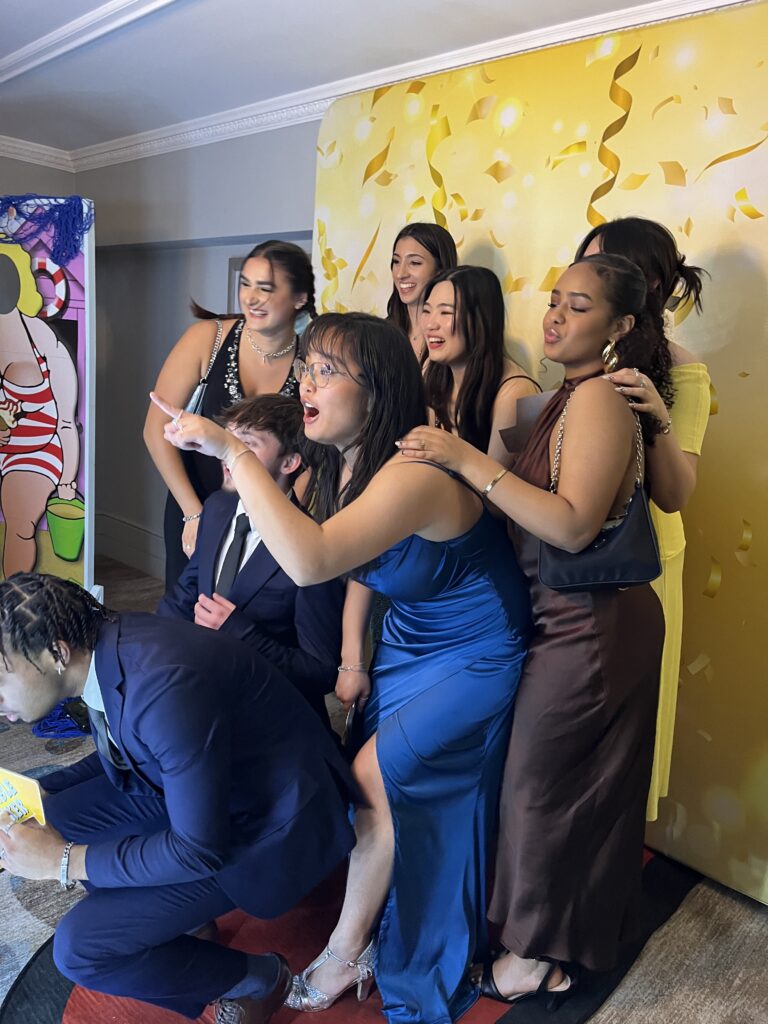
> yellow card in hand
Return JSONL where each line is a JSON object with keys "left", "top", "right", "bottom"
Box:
{"left": 0, "top": 767, "right": 46, "bottom": 826}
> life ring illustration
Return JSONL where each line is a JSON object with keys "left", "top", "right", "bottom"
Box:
{"left": 31, "top": 256, "right": 69, "bottom": 319}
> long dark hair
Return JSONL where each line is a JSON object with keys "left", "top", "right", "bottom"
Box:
{"left": 422, "top": 266, "right": 505, "bottom": 452}
{"left": 300, "top": 313, "right": 427, "bottom": 523}
{"left": 191, "top": 239, "right": 317, "bottom": 321}
{"left": 576, "top": 216, "right": 706, "bottom": 318}
{"left": 577, "top": 253, "right": 673, "bottom": 443}
{"left": 0, "top": 574, "right": 114, "bottom": 671}
{"left": 386, "top": 223, "right": 458, "bottom": 335}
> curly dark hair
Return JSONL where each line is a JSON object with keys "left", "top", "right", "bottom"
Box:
{"left": 575, "top": 253, "right": 674, "bottom": 444}
{"left": 0, "top": 573, "right": 114, "bottom": 670}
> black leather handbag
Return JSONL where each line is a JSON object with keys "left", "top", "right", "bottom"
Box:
{"left": 538, "top": 397, "right": 662, "bottom": 592}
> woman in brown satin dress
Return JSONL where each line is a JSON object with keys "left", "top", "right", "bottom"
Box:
{"left": 398, "top": 253, "right": 669, "bottom": 1006}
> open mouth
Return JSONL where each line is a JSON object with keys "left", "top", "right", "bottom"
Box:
{"left": 426, "top": 336, "right": 445, "bottom": 349}
{"left": 303, "top": 402, "right": 319, "bottom": 424}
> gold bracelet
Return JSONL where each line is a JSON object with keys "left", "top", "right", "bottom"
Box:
{"left": 226, "top": 447, "right": 250, "bottom": 472}
{"left": 482, "top": 468, "right": 508, "bottom": 496}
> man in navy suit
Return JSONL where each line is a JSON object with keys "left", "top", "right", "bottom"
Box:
{"left": 0, "top": 574, "right": 356, "bottom": 1024}
{"left": 157, "top": 394, "right": 343, "bottom": 726}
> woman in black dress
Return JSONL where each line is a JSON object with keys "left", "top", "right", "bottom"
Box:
{"left": 144, "top": 240, "right": 315, "bottom": 587}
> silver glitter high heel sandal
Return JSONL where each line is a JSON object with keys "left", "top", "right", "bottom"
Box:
{"left": 284, "top": 937, "right": 376, "bottom": 1011}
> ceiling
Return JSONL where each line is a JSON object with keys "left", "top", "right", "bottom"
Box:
{"left": 0, "top": 0, "right": 745, "bottom": 168}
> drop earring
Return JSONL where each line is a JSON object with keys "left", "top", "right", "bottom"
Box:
{"left": 602, "top": 338, "right": 619, "bottom": 372}
{"left": 56, "top": 663, "right": 64, "bottom": 676}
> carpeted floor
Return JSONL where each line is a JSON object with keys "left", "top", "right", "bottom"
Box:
{"left": 1, "top": 557, "right": 766, "bottom": 1023}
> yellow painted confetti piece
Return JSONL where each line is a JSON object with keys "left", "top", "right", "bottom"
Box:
{"left": 407, "top": 81, "right": 426, "bottom": 94}
{"left": 450, "top": 192, "right": 468, "bottom": 221}
{"left": 650, "top": 45, "right": 660, "bottom": 61}
{"left": 371, "top": 86, "right": 393, "bottom": 108}
{"left": 718, "top": 96, "right": 737, "bottom": 115}
{"left": 709, "top": 382, "right": 719, "bottom": 416}
{"left": 738, "top": 371, "right": 750, "bottom": 378}
{"left": 362, "top": 128, "right": 395, "bottom": 186}
{"left": 426, "top": 106, "right": 451, "bottom": 228}
{"left": 316, "top": 220, "right": 348, "bottom": 312}
{"left": 551, "top": 140, "right": 587, "bottom": 170}
{"left": 467, "top": 96, "right": 496, "bottom": 123}
{"left": 683, "top": 217, "right": 693, "bottom": 236}
{"left": 726, "top": 205, "right": 736, "bottom": 222}
{"left": 703, "top": 557, "right": 722, "bottom": 598}
{"left": 586, "top": 45, "right": 642, "bottom": 227}
{"left": 695, "top": 133, "right": 768, "bottom": 181}
{"left": 374, "top": 170, "right": 397, "bottom": 186}
{"left": 489, "top": 230, "right": 506, "bottom": 249}
{"left": 539, "top": 266, "right": 568, "bottom": 291}
{"left": 484, "top": 160, "right": 515, "bottom": 183}
{"left": 687, "top": 652, "right": 714, "bottom": 683}
{"left": 503, "top": 273, "right": 528, "bottom": 293}
{"left": 734, "top": 187, "right": 764, "bottom": 219}
{"left": 651, "top": 95, "right": 681, "bottom": 119}
{"left": 737, "top": 520, "right": 753, "bottom": 552}
{"left": 659, "top": 161, "right": 687, "bottom": 186}
{"left": 351, "top": 223, "right": 381, "bottom": 289}
{"left": 405, "top": 196, "right": 426, "bottom": 223}
{"left": 469, "top": 208, "right": 485, "bottom": 221}
{"left": 480, "top": 66, "right": 496, "bottom": 85}
{"left": 619, "top": 172, "right": 650, "bottom": 190}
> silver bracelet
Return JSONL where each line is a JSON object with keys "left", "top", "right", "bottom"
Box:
{"left": 226, "top": 447, "right": 250, "bottom": 473}
{"left": 181, "top": 511, "right": 202, "bottom": 523}
{"left": 60, "top": 841, "right": 77, "bottom": 891}
{"left": 338, "top": 663, "right": 366, "bottom": 673}
{"left": 660, "top": 417, "right": 672, "bottom": 435}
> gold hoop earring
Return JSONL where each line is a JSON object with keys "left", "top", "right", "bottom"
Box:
{"left": 602, "top": 339, "right": 619, "bottom": 372}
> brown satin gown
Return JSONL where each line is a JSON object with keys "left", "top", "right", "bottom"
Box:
{"left": 488, "top": 377, "right": 665, "bottom": 971}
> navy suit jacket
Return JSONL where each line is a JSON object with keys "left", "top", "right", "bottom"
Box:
{"left": 157, "top": 490, "right": 343, "bottom": 719}
{"left": 42, "top": 614, "right": 355, "bottom": 917}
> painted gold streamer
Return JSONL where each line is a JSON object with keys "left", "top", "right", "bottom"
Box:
{"left": 709, "top": 382, "right": 719, "bottom": 416}
{"left": 489, "top": 230, "right": 506, "bottom": 248}
{"left": 503, "top": 273, "right": 528, "bottom": 292}
{"left": 586, "top": 45, "right": 642, "bottom": 227}
{"left": 539, "top": 266, "right": 568, "bottom": 291}
{"left": 352, "top": 223, "right": 381, "bottom": 289}
{"left": 426, "top": 106, "right": 451, "bottom": 228}
{"left": 695, "top": 133, "right": 768, "bottom": 181}
{"left": 651, "top": 95, "right": 681, "bottom": 119}
{"left": 363, "top": 128, "right": 395, "bottom": 186}
{"left": 551, "top": 140, "right": 587, "bottom": 170}
{"left": 316, "top": 219, "right": 348, "bottom": 312}
{"left": 703, "top": 557, "right": 722, "bottom": 598}
{"left": 735, "top": 519, "right": 756, "bottom": 569}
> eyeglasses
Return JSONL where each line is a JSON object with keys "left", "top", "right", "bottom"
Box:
{"left": 293, "top": 357, "right": 344, "bottom": 389}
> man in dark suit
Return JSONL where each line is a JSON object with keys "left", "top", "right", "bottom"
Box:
{"left": 157, "top": 394, "right": 342, "bottom": 725}
{"left": 0, "top": 574, "right": 355, "bottom": 1024}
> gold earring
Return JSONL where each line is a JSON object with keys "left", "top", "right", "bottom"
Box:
{"left": 602, "top": 338, "right": 619, "bottom": 372}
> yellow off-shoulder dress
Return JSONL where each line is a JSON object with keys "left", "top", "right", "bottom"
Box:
{"left": 646, "top": 362, "right": 711, "bottom": 820}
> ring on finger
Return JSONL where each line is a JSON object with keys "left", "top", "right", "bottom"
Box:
{"left": 633, "top": 367, "right": 640, "bottom": 379}
{"left": 420, "top": 439, "right": 426, "bottom": 451}
{"left": 638, "top": 378, "right": 646, "bottom": 388}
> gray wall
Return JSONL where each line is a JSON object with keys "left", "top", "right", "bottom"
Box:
{"left": 84, "top": 122, "right": 319, "bottom": 578}
{"left": 0, "top": 155, "right": 76, "bottom": 196}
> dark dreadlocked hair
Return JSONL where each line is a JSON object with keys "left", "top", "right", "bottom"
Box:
{"left": 0, "top": 573, "right": 115, "bottom": 671}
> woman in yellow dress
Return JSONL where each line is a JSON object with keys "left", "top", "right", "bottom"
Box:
{"left": 576, "top": 217, "right": 710, "bottom": 819}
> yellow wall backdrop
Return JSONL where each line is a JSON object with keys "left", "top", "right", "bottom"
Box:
{"left": 313, "top": 1, "right": 767, "bottom": 903}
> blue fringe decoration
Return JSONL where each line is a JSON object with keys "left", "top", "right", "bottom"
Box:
{"left": 32, "top": 698, "right": 91, "bottom": 739}
{"left": 0, "top": 194, "right": 94, "bottom": 267}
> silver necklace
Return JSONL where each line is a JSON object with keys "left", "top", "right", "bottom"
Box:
{"left": 245, "top": 327, "right": 296, "bottom": 364}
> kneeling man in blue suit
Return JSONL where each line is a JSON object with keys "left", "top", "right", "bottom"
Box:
{"left": 0, "top": 574, "right": 355, "bottom": 1024}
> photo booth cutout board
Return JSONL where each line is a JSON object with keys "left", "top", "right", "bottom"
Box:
{"left": 313, "top": 2, "right": 768, "bottom": 904}
{"left": 0, "top": 196, "right": 95, "bottom": 589}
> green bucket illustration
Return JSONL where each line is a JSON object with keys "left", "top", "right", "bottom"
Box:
{"left": 46, "top": 497, "right": 85, "bottom": 562}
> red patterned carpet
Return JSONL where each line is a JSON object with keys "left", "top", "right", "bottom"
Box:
{"left": 0, "top": 852, "right": 700, "bottom": 1024}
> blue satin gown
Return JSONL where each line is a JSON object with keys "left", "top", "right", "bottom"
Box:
{"left": 353, "top": 475, "right": 530, "bottom": 1024}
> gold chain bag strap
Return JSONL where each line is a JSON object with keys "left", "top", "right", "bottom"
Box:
{"left": 184, "top": 318, "right": 224, "bottom": 415}
{"left": 538, "top": 392, "right": 662, "bottom": 591}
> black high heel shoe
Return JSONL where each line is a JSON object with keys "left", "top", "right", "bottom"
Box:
{"left": 477, "top": 958, "right": 574, "bottom": 1011}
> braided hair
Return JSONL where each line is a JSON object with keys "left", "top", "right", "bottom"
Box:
{"left": 0, "top": 573, "right": 114, "bottom": 670}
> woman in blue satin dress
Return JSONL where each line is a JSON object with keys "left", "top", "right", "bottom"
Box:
{"left": 152, "top": 312, "right": 530, "bottom": 1024}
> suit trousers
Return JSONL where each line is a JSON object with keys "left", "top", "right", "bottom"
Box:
{"left": 45, "top": 773, "right": 278, "bottom": 1019}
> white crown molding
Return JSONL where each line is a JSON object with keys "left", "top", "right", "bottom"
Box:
{"left": 3, "top": 0, "right": 754, "bottom": 174}
{"left": 0, "top": 134, "right": 74, "bottom": 173}
{"left": 0, "top": 0, "right": 179, "bottom": 85}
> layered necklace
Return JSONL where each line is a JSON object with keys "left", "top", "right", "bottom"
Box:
{"left": 245, "top": 326, "right": 296, "bottom": 364}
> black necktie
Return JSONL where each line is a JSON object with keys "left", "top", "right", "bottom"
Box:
{"left": 216, "top": 513, "right": 251, "bottom": 598}
{"left": 87, "top": 707, "right": 129, "bottom": 770}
